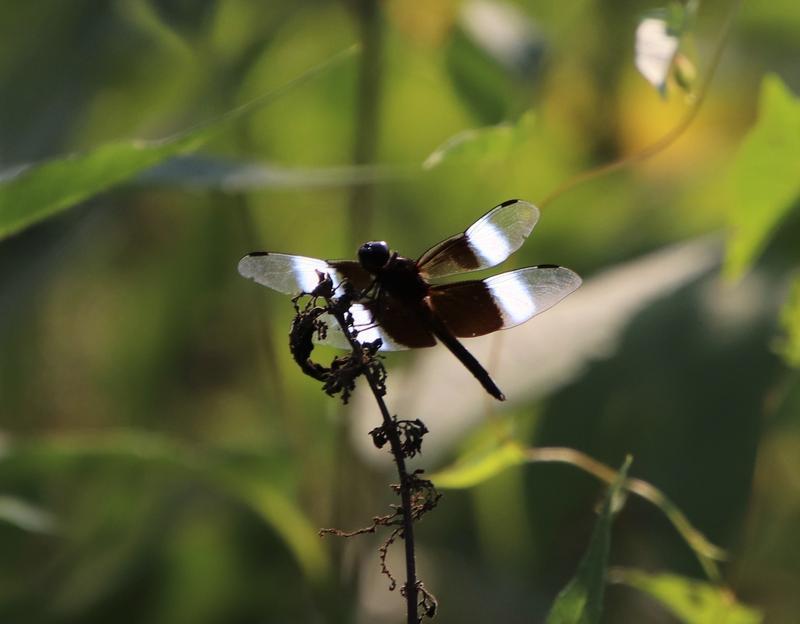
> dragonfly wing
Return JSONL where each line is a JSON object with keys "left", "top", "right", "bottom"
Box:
{"left": 238, "top": 252, "right": 339, "bottom": 295}
{"left": 417, "top": 199, "right": 540, "bottom": 279}
{"left": 238, "top": 253, "right": 373, "bottom": 296}
{"left": 429, "top": 265, "right": 581, "bottom": 337}
{"left": 321, "top": 299, "right": 434, "bottom": 351}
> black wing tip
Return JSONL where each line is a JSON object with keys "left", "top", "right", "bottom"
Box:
{"left": 533, "top": 264, "right": 583, "bottom": 289}
{"left": 499, "top": 198, "right": 520, "bottom": 207}
{"left": 246, "top": 251, "right": 269, "bottom": 257}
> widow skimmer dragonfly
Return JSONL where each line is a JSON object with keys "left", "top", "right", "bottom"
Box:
{"left": 238, "top": 199, "right": 581, "bottom": 401}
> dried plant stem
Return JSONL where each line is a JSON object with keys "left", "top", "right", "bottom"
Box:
{"left": 329, "top": 307, "right": 420, "bottom": 624}
{"left": 367, "top": 373, "right": 420, "bottom": 624}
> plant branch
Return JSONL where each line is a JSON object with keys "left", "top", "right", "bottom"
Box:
{"left": 290, "top": 277, "right": 435, "bottom": 621}
{"left": 326, "top": 303, "right": 421, "bottom": 624}
{"left": 538, "top": 0, "right": 744, "bottom": 209}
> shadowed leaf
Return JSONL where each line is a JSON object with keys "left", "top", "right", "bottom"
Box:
{"left": 545, "top": 457, "right": 631, "bottom": 624}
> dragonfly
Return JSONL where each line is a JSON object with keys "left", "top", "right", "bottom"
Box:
{"left": 238, "top": 199, "right": 581, "bottom": 400}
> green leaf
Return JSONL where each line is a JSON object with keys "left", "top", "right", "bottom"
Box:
{"left": 422, "top": 110, "right": 535, "bottom": 170}
{"left": 610, "top": 569, "right": 763, "bottom": 624}
{"left": 444, "top": 0, "right": 541, "bottom": 124}
{"left": 444, "top": 26, "right": 514, "bottom": 125}
{"left": 545, "top": 456, "right": 632, "bottom": 624}
{"left": 724, "top": 74, "right": 800, "bottom": 278}
{"left": 429, "top": 440, "right": 527, "bottom": 489}
{"left": 0, "top": 46, "right": 356, "bottom": 241}
{"left": 774, "top": 273, "right": 800, "bottom": 367}
{"left": 0, "top": 134, "right": 208, "bottom": 240}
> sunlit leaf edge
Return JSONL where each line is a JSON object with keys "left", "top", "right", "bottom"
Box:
{"left": 609, "top": 568, "right": 764, "bottom": 624}
{"left": 422, "top": 110, "right": 535, "bottom": 170}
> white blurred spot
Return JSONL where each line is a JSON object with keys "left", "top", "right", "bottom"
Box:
{"left": 460, "top": 0, "right": 540, "bottom": 73}
{"left": 635, "top": 17, "right": 679, "bottom": 94}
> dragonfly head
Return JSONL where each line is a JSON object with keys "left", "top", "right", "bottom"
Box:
{"left": 358, "top": 240, "right": 391, "bottom": 273}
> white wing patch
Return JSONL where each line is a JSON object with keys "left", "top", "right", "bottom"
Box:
{"left": 465, "top": 199, "right": 539, "bottom": 269}
{"left": 468, "top": 221, "right": 512, "bottom": 267}
{"left": 237, "top": 253, "right": 344, "bottom": 296}
{"left": 488, "top": 271, "right": 538, "bottom": 324}
{"left": 486, "top": 266, "right": 582, "bottom": 328}
{"left": 331, "top": 303, "right": 406, "bottom": 351}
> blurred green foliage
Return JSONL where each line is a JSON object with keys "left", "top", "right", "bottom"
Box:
{"left": 724, "top": 75, "right": 800, "bottom": 279}
{"left": 1, "top": 1, "right": 800, "bottom": 622}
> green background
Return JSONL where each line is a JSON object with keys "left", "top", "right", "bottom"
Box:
{"left": 1, "top": 1, "right": 799, "bottom": 622}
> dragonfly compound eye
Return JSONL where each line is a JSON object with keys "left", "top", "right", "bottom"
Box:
{"left": 358, "top": 241, "right": 391, "bottom": 272}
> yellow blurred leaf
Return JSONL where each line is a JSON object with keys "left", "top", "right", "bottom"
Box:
{"left": 610, "top": 569, "right": 763, "bottom": 624}
{"left": 428, "top": 440, "right": 527, "bottom": 488}
{"left": 774, "top": 274, "right": 800, "bottom": 367}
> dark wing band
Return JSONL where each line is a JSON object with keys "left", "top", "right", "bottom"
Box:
{"left": 332, "top": 298, "right": 436, "bottom": 351}
{"left": 428, "top": 265, "right": 581, "bottom": 338}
